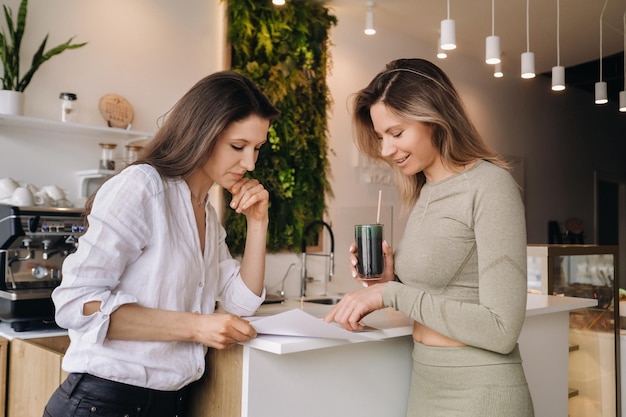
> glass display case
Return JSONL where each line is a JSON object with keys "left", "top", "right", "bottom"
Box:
{"left": 527, "top": 244, "right": 620, "bottom": 417}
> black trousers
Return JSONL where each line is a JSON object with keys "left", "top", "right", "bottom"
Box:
{"left": 43, "top": 373, "right": 188, "bottom": 417}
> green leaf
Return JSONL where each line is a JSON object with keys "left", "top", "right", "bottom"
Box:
{"left": 1, "top": 0, "right": 87, "bottom": 92}
{"left": 224, "top": 0, "right": 336, "bottom": 254}
{"left": 18, "top": 36, "right": 88, "bottom": 91}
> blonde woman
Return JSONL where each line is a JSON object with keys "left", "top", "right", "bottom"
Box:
{"left": 326, "top": 58, "right": 533, "bottom": 417}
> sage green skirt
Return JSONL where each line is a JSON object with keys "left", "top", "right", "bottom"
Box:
{"left": 407, "top": 342, "right": 534, "bottom": 417}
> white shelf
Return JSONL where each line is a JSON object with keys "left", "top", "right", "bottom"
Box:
{"left": 0, "top": 114, "right": 153, "bottom": 142}
{"left": 76, "top": 169, "right": 116, "bottom": 178}
{"left": 0, "top": 115, "right": 152, "bottom": 202}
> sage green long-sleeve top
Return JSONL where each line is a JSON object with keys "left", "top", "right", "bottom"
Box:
{"left": 383, "top": 160, "right": 527, "bottom": 355}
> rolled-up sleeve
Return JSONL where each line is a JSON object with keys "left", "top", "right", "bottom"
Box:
{"left": 52, "top": 169, "right": 154, "bottom": 343}
{"left": 214, "top": 226, "right": 265, "bottom": 316}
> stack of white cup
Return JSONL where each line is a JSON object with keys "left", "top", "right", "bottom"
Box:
{"left": 0, "top": 178, "right": 72, "bottom": 207}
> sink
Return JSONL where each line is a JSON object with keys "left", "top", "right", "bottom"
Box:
{"left": 262, "top": 293, "right": 285, "bottom": 305}
{"left": 304, "top": 296, "right": 342, "bottom": 305}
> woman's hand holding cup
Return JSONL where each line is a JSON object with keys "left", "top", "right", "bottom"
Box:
{"left": 350, "top": 239, "right": 395, "bottom": 287}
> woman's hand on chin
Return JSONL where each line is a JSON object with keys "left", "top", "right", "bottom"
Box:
{"left": 229, "top": 178, "right": 269, "bottom": 223}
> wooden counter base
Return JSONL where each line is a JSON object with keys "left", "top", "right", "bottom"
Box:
{"left": 188, "top": 345, "right": 244, "bottom": 417}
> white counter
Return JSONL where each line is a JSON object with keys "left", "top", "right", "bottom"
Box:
{"left": 0, "top": 293, "right": 592, "bottom": 344}
{"left": 519, "top": 295, "right": 596, "bottom": 417}
{"left": 248, "top": 293, "right": 596, "bottom": 354}
{"left": 525, "top": 293, "right": 598, "bottom": 316}
{"left": 0, "top": 321, "right": 67, "bottom": 340}
{"left": 247, "top": 300, "right": 412, "bottom": 354}
{"left": 0, "top": 294, "right": 597, "bottom": 417}
{"left": 238, "top": 293, "right": 596, "bottom": 417}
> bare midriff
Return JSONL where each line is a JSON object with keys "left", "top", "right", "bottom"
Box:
{"left": 412, "top": 321, "right": 467, "bottom": 347}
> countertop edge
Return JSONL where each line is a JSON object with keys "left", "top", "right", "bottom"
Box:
{"left": 0, "top": 294, "right": 598, "bottom": 346}
{"left": 248, "top": 294, "right": 599, "bottom": 355}
{"left": 525, "top": 294, "right": 598, "bottom": 317}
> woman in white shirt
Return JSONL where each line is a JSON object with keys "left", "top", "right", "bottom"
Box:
{"left": 43, "top": 71, "right": 279, "bottom": 417}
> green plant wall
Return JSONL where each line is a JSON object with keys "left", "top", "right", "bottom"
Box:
{"left": 224, "top": 0, "right": 337, "bottom": 254}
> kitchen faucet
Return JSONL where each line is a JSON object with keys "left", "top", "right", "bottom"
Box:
{"left": 300, "top": 220, "right": 334, "bottom": 297}
{"left": 277, "top": 262, "right": 297, "bottom": 297}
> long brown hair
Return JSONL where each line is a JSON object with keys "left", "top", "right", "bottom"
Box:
{"left": 352, "top": 58, "right": 506, "bottom": 208}
{"left": 85, "top": 71, "right": 279, "bottom": 216}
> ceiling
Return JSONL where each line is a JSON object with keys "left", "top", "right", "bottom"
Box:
{"left": 329, "top": 0, "right": 626, "bottom": 100}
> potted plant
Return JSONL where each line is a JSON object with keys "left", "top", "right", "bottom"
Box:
{"left": 0, "top": 0, "right": 87, "bottom": 115}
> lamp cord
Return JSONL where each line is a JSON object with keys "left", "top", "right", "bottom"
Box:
{"left": 599, "top": 0, "right": 608, "bottom": 82}
{"left": 491, "top": 0, "right": 495, "bottom": 36}
{"left": 447, "top": 0, "right": 450, "bottom": 20}
{"left": 525, "top": 0, "right": 530, "bottom": 53}
{"left": 556, "top": 0, "right": 560, "bottom": 67}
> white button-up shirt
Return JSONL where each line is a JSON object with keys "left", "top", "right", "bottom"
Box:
{"left": 52, "top": 164, "right": 264, "bottom": 391}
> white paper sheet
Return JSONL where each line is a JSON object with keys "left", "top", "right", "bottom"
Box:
{"left": 247, "top": 308, "right": 383, "bottom": 341}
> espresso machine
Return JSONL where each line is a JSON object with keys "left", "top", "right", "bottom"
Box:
{"left": 0, "top": 204, "right": 85, "bottom": 331}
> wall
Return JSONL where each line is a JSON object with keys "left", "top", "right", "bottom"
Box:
{"left": 0, "top": 0, "right": 228, "bottom": 258}
{"left": 6, "top": 0, "right": 226, "bottom": 130}
{"left": 1, "top": 1, "right": 625, "bottom": 298}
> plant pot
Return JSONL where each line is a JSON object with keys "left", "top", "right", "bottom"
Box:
{"left": 0, "top": 90, "right": 25, "bottom": 116}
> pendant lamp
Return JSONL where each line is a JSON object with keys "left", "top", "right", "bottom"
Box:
{"left": 595, "top": 0, "right": 608, "bottom": 105}
{"left": 521, "top": 0, "right": 535, "bottom": 79}
{"left": 272, "top": 0, "right": 286, "bottom": 5}
{"left": 437, "top": 38, "right": 448, "bottom": 59}
{"left": 494, "top": 62, "right": 503, "bottom": 78}
{"left": 551, "top": 0, "right": 565, "bottom": 91}
{"left": 440, "top": 0, "right": 456, "bottom": 50}
{"left": 485, "top": 0, "right": 501, "bottom": 64}
{"left": 486, "top": 36, "right": 501, "bottom": 65}
{"left": 521, "top": 53, "right": 535, "bottom": 79}
{"left": 596, "top": 82, "right": 608, "bottom": 104}
{"left": 552, "top": 66, "right": 565, "bottom": 91}
{"left": 364, "top": 2, "right": 376, "bottom": 36}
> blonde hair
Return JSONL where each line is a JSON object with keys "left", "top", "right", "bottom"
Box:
{"left": 351, "top": 58, "right": 507, "bottom": 209}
